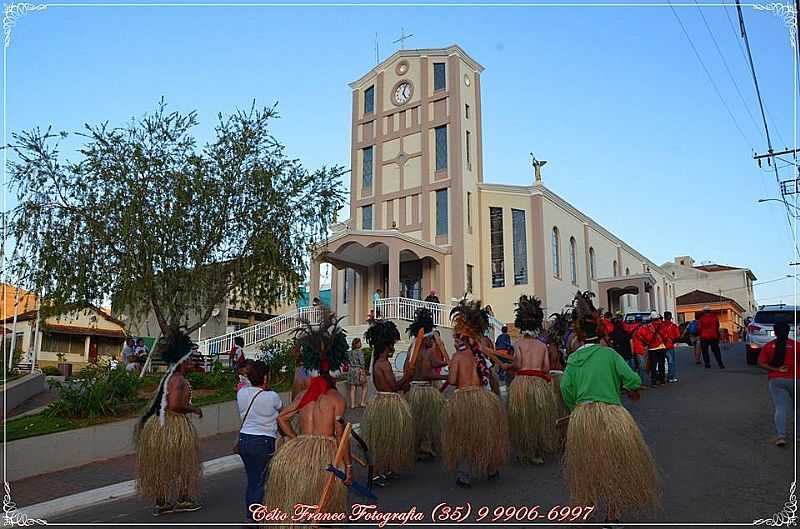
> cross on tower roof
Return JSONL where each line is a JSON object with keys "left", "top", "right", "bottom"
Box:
{"left": 393, "top": 27, "right": 414, "bottom": 50}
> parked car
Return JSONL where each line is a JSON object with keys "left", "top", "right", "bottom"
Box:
{"left": 624, "top": 311, "right": 653, "bottom": 324}
{"left": 746, "top": 304, "right": 798, "bottom": 365}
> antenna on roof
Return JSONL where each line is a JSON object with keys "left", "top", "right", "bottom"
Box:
{"left": 393, "top": 27, "right": 414, "bottom": 50}
{"left": 375, "top": 32, "right": 380, "bottom": 64}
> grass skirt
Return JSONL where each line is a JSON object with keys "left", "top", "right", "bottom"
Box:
{"left": 135, "top": 412, "right": 201, "bottom": 504}
{"left": 264, "top": 435, "right": 346, "bottom": 528}
{"left": 407, "top": 383, "right": 446, "bottom": 458}
{"left": 564, "top": 402, "right": 660, "bottom": 515}
{"left": 441, "top": 387, "right": 509, "bottom": 479}
{"left": 363, "top": 392, "right": 415, "bottom": 474}
{"left": 508, "top": 375, "right": 560, "bottom": 461}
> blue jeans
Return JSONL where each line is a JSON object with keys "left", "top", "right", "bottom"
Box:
{"left": 768, "top": 378, "right": 795, "bottom": 438}
{"left": 666, "top": 348, "right": 677, "bottom": 380}
{"left": 238, "top": 433, "right": 275, "bottom": 520}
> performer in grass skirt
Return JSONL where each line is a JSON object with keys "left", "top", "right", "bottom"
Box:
{"left": 506, "top": 295, "right": 559, "bottom": 464}
{"left": 560, "top": 291, "right": 660, "bottom": 525}
{"left": 441, "top": 298, "right": 509, "bottom": 488}
{"left": 135, "top": 331, "right": 203, "bottom": 517}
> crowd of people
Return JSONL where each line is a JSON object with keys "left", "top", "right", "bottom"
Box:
{"left": 130, "top": 290, "right": 796, "bottom": 527}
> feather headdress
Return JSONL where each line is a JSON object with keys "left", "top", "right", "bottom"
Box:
{"left": 449, "top": 296, "right": 490, "bottom": 340}
{"left": 407, "top": 307, "right": 435, "bottom": 338}
{"left": 294, "top": 309, "right": 349, "bottom": 373}
{"left": 514, "top": 294, "right": 544, "bottom": 334}
{"left": 365, "top": 319, "right": 401, "bottom": 366}
{"left": 571, "top": 290, "right": 602, "bottom": 341}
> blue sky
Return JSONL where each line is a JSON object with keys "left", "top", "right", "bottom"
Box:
{"left": 4, "top": 1, "right": 798, "bottom": 305}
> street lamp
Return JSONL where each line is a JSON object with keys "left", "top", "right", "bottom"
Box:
{"left": 757, "top": 198, "right": 800, "bottom": 211}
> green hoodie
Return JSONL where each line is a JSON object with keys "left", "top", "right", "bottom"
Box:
{"left": 560, "top": 343, "right": 641, "bottom": 410}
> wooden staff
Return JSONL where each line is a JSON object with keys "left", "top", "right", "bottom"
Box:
{"left": 317, "top": 422, "right": 352, "bottom": 514}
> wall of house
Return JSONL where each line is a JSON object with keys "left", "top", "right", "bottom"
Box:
{"left": 663, "top": 262, "right": 756, "bottom": 316}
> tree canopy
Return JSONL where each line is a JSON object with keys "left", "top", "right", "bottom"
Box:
{"left": 6, "top": 100, "right": 345, "bottom": 339}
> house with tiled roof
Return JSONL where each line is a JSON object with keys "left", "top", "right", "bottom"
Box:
{"left": 662, "top": 256, "right": 757, "bottom": 317}
{"left": 0, "top": 305, "right": 127, "bottom": 370}
{"left": 675, "top": 289, "right": 746, "bottom": 342}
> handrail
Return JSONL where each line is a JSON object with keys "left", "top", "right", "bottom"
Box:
{"left": 197, "top": 297, "right": 505, "bottom": 356}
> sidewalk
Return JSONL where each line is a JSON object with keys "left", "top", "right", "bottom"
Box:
{"left": 12, "top": 431, "right": 238, "bottom": 507}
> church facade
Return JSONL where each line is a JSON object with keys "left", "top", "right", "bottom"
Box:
{"left": 310, "top": 45, "right": 676, "bottom": 325}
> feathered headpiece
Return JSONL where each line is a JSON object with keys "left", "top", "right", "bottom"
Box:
{"left": 294, "top": 310, "right": 349, "bottom": 373}
{"left": 138, "top": 329, "right": 196, "bottom": 430}
{"left": 407, "top": 307, "right": 435, "bottom": 338}
{"left": 514, "top": 294, "right": 544, "bottom": 334}
{"left": 365, "top": 320, "right": 401, "bottom": 366}
{"left": 572, "top": 290, "right": 602, "bottom": 341}
{"left": 449, "top": 296, "right": 490, "bottom": 340}
{"left": 545, "top": 311, "right": 571, "bottom": 348}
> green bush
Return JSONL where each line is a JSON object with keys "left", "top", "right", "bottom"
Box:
{"left": 41, "top": 366, "right": 62, "bottom": 376}
{"left": 185, "top": 363, "right": 235, "bottom": 390}
{"left": 1, "top": 347, "right": 23, "bottom": 377}
{"left": 258, "top": 340, "right": 294, "bottom": 387}
{"left": 46, "top": 364, "right": 143, "bottom": 419}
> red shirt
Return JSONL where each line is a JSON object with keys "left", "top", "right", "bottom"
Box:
{"left": 627, "top": 323, "right": 647, "bottom": 356}
{"left": 758, "top": 339, "right": 799, "bottom": 380}
{"left": 600, "top": 319, "right": 614, "bottom": 337}
{"left": 638, "top": 322, "right": 666, "bottom": 350}
{"left": 698, "top": 313, "right": 720, "bottom": 341}
{"left": 660, "top": 321, "right": 681, "bottom": 349}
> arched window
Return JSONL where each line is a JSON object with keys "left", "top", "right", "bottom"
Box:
{"left": 613, "top": 260, "right": 618, "bottom": 277}
{"left": 569, "top": 237, "right": 578, "bottom": 284}
{"left": 551, "top": 227, "right": 560, "bottom": 278}
{"left": 589, "top": 247, "right": 596, "bottom": 279}
{"left": 625, "top": 267, "right": 630, "bottom": 276}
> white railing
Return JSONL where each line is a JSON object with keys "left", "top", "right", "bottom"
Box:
{"left": 373, "top": 297, "right": 504, "bottom": 338}
{"left": 197, "top": 306, "right": 322, "bottom": 357}
{"left": 198, "top": 297, "right": 506, "bottom": 358}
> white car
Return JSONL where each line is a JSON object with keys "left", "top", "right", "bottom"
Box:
{"left": 746, "top": 304, "right": 797, "bottom": 363}
{"left": 624, "top": 311, "right": 653, "bottom": 324}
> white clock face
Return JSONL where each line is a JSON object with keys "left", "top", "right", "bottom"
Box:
{"left": 393, "top": 81, "right": 412, "bottom": 105}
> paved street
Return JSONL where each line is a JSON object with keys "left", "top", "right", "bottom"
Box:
{"left": 52, "top": 343, "right": 794, "bottom": 527}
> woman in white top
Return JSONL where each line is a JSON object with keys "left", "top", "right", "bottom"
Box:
{"left": 236, "top": 360, "right": 282, "bottom": 522}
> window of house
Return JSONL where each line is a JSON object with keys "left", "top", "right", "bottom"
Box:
{"left": 551, "top": 227, "right": 560, "bottom": 278}
{"left": 466, "top": 130, "right": 471, "bottom": 169}
{"left": 466, "top": 264, "right": 474, "bottom": 294}
{"left": 465, "top": 103, "right": 470, "bottom": 119}
{"left": 589, "top": 247, "right": 596, "bottom": 279}
{"left": 569, "top": 237, "right": 578, "bottom": 284}
{"left": 613, "top": 260, "right": 618, "bottom": 276}
{"left": 435, "top": 126, "right": 447, "bottom": 170}
{"left": 362, "top": 146, "right": 373, "bottom": 190}
{"left": 490, "top": 207, "right": 505, "bottom": 287}
{"left": 436, "top": 189, "right": 448, "bottom": 236}
{"left": 434, "top": 62, "right": 446, "bottom": 91}
{"left": 364, "top": 85, "right": 374, "bottom": 114}
{"left": 512, "top": 209, "right": 528, "bottom": 285}
{"left": 625, "top": 267, "right": 630, "bottom": 276}
{"left": 362, "top": 205, "right": 373, "bottom": 230}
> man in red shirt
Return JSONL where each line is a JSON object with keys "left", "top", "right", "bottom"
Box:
{"left": 661, "top": 311, "right": 682, "bottom": 383}
{"left": 625, "top": 316, "right": 649, "bottom": 384}
{"left": 698, "top": 306, "right": 725, "bottom": 369}
{"left": 757, "top": 321, "right": 797, "bottom": 446}
{"left": 638, "top": 312, "right": 667, "bottom": 385}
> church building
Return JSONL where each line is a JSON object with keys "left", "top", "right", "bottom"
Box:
{"left": 310, "top": 45, "right": 676, "bottom": 325}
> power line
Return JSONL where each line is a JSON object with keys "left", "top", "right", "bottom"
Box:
{"left": 668, "top": 0, "right": 754, "bottom": 148}
{"left": 735, "top": 0, "right": 799, "bottom": 257}
{"left": 693, "top": 0, "right": 763, "bottom": 142}
{"left": 722, "top": 0, "right": 789, "bottom": 148}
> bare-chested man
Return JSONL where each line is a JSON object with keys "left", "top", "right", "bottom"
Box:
{"left": 135, "top": 334, "right": 203, "bottom": 517}
{"left": 263, "top": 316, "right": 352, "bottom": 525}
{"left": 404, "top": 309, "right": 449, "bottom": 460}
{"left": 442, "top": 299, "right": 509, "bottom": 488}
{"left": 363, "top": 320, "right": 415, "bottom": 484}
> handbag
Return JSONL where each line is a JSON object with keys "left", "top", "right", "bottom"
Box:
{"left": 233, "top": 389, "right": 265, "bottom": 454}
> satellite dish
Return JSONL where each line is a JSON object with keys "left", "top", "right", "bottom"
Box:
{"left": 211, "top": 308, "right": 221, "bottom": 318}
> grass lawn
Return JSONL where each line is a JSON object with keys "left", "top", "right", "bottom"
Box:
{"left": 4, "top": 379, "right": 292, "bottom": 442}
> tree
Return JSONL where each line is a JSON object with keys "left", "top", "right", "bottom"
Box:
{"left": 6, "top": 100, "right": 345, "bottom": 342}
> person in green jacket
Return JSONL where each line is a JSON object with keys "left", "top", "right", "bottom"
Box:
{"left": 560, "top": 291, "right": 660, "bottom": 527}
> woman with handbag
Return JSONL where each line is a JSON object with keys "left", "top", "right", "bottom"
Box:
{"left": 347, "top": 338, "right": 368, "bottom": 409}
{"left": 235, "top": 360, "right": 282, "bottom": 522}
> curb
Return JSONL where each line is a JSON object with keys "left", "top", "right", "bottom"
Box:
{"left": 18, "top": 455, "right": 244, "bottom": 521}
